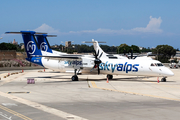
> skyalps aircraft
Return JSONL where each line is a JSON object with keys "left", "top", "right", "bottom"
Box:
{"left": 35, "top": 34, "right": 174, "bottom": 82}
{"left": 5, "top": 31, "right": 174, "bottom": 82}
{"left": 87, "top": 39, "right": 174, "bottom": 82}
{"left": 35, "top": 33, "right": 95, "bottom": 74}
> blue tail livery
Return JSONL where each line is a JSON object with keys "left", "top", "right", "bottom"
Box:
{"left": 35, "top": 34, "right": 56, "bottom": 53}
{"left": 5, "top": 31, "right": 46, "bottom": 66}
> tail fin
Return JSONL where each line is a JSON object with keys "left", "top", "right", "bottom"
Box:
{"left": 5, "top": 31, "right": 45, "bottom": 58}
{"left": 35, "top": 34, "right": 57, "bottom": 53}
{"left": 35, "top": 34, "right": 68, "bottom": 55}
{"left": 92, "top": 39, "right": 108, "bottom": 59}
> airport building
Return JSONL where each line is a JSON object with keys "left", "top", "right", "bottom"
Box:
{"left": 65, "top": 41, "right": 71, "bottom": 48}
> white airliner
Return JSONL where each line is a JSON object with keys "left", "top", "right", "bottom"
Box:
{"left": 35, "top": 35, "right": 174, "bottom": 82}
{"left": 88, "top": 39, "right": 174, "bottom": 82}
{"left": 5, "top": 31, "right": 174, "bottom": 82}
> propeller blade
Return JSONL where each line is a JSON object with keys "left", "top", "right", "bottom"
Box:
{"left": 90, "top": 65, "right": 95, "bottom": 72}
{"left": 98, "top": 65, "right": 100, "bottom": 74}
{"left": 91, "top": 49, "right": 102, "bottom": 74}
{"left": 131, "top": 49, "right": 133, "bottom": 59}
{"left": 99, "top": 52, "right": 103, "bottom": 58}
{"left": 97, "top": 50, "right": 99, "bottom": 57}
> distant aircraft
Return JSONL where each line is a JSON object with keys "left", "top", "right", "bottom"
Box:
{"left": 5, "top": 31, "right": 174, "bottom": 82}
{"left": 0, "top": 37, "right": 3, "bottom": 39}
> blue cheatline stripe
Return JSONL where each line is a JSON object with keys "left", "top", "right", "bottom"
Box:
{"left": 26, "top": 57, "right": 44, "bottom": 67}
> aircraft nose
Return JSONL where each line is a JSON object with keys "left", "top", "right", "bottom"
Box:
{"left": 166, "top": 68, "right": 174, "bottom": 76}
{"left": 169, "top": 70, "right": 174, "bottom": 76}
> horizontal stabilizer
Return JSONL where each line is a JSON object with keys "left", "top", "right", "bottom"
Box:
{"left": 5, "top": 31, "right": 47, "bottom": 34}
{"left": 35, "top": 34, "right": 57, "bottom": 37}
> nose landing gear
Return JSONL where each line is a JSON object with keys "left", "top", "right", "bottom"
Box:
{"left": 161, "top": 77, "right": 166, "bottom": 82}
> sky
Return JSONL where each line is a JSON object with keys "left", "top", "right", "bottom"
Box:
{"left": 0, "top": 0, "right": 180, "bottom": 49}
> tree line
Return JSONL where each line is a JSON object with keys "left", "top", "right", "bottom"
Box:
{"left": 0, "top": 42, "right": 177, "bottom": 63}
{"left": 60, "top": 43, "right": 152, "bottom": 54}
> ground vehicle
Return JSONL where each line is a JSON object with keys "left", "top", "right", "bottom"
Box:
{"left": 169, "top": 60, "right": 178, "bottom": 69}
{"left": 178, "top": 61, "right": 180, "bottom": 67}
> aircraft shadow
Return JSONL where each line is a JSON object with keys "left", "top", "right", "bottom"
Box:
{"left": 42, "top": 76, "right": 175, "bottom": 83}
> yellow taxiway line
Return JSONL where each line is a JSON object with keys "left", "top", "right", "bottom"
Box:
{"left": 0, "top": 104, "right": 32, "bottom": 120}
{"left": 90, "top": 81, "right": 180, "bottom": 102}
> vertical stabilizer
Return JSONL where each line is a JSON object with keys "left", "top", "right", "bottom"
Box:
{"left": 5, "top": 31, "right": 45, "bottom": 58}
{"left": 36, "top": 34, "right": 67, "bottom": 55}
{"left": 5, "top": 31, "right": 45, "bottom": 66}
{"left": 21, "top": 31, "right": 42, "bottom": 58}
{"left": 92, "top": 39, "right": 108, "bottom": 59}
{"left": 36, "top": 34, "right": 53, "bottom": 53}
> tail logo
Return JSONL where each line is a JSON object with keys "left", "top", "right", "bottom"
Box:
{"left": 27, "top": 41, "right": 36, "bottom": 54}
{"left": 40, "top": 42, "right": 48, "bottom": 52}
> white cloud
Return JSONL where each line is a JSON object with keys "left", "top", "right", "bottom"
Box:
{"left": 68, "top": 16, "right": 163, "bottom": 35}
{"left": 34, "top": 16, "right": 163, "bottom": 35}
{"left": 34, "top": 23, "right": 60, "bottom": 34}
{"left": 131, "top": 16, "right": 162, "bottom": 33}
{"left": 69, "top": 28, "right": 133, "bottom": 35}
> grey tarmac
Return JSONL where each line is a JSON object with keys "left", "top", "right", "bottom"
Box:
{"left": 0, "top": 68, "right": 179, "bottom": 120}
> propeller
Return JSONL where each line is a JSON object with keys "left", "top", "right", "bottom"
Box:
{"left": 124, "top": 49, "right": 128, "bottom": 58}
{"left": 131, "top": 48, "right": 133, "bottom": 59}
{"left": 90, "top": 50, "right": 102, "bottom": 74}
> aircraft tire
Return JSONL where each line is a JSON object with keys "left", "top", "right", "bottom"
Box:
{"left": 72, "top": 75, "right": 78, "bottom": 81}
{"left": 107, "top": 74, "right": 113, "bottom": 80}
{"left": 161, "top": 78, "right": 166, "bottom": 82}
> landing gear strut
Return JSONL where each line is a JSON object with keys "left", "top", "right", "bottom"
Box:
{"left": 107, "top": 74, "right": 113, "bottom": 80}
{"left": 161, "top": 77, "right": 166, "bottom": 82}
{"left": 71, "top": 69, "right": 79, "bottom": 81}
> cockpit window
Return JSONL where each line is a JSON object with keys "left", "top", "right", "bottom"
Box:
{"left": 151, "top": 63, "right": 155, "bottom": 66}
{"left": 151, "top": 63, "right": 163, "bottom": 67}
{"left": 156, "top": 63, "right": 163, "bottom": 66}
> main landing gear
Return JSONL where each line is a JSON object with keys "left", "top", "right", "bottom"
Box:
{"left": 161, "top": 77, "right": 166, "bottom": 82}
{"left": 107, "top": 74, "right": 113, "bottom": 80}
{"left": 71, "top": 69, "right": 79, "bottom": 81}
